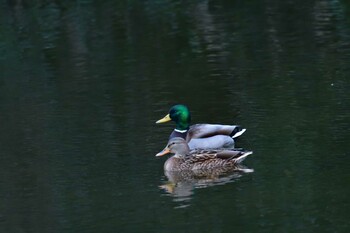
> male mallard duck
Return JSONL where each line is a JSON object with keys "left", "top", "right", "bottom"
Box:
{"left": 156, "top": 137, "right": 252, "bottom": 171}
{"left": 156, "top": 104, "right": 246, "bottom": 150}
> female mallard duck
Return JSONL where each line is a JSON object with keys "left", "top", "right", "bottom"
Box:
{"left": 156, "top": 137, "right": 252, "bottom": 171}
{"left": 156, "top": 105, "right": 246, "bottom": 150}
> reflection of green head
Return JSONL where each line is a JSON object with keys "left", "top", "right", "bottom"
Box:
{"left": 169, "top": 105, "right": 191, "bottom": 130}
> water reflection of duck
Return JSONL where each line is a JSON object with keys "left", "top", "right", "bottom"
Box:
{"left": 156, "top": 137, "right": 253, "bottom": 171}
{"left": 160, "top": 167, "right": 253, "bottom": 200}
{"left": 156, "top": 105, "right": 246, "bottom": 150}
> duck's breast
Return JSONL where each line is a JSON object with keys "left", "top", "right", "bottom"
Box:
{"left": 164, "top": 157, "right": 182, "bottom": 171}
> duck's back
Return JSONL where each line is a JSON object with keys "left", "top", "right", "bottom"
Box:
{"left": 164, "top": 149, "right": 250, "bottom": 171}
{"left": 188, "top": 124, "right": 243, "bottom": 139}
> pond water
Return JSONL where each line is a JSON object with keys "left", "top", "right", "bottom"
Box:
{"left": 0, "top": 1, "right": 349, "bottom": 232}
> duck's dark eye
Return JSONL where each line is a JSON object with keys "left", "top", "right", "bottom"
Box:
{"left": 169, "top": 109, "right": 177, "bottom": 118}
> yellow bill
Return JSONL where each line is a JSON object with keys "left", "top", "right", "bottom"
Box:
{"left": 156, "top": 114, "right": 171, "bottom": 123}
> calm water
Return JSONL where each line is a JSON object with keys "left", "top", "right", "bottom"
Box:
{"left": 0, "top": 1, "right": 349, "bottom": 232}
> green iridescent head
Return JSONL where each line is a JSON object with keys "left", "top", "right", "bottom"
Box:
{"left": 156, "top": 104, "right": 191, "bottom": 130}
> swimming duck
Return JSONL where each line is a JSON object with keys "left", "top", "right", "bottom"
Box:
{"left": 156, "top": 104, "right": 246, "bottom": 149}
{"left": 156, "top": 137, "right": 252, "bottom": 171}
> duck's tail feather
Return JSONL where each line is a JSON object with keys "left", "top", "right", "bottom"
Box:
{"left": 231, "top": 128, "right": 246, "bottom": 139}
{"left": 233, "top": 151, "right": 252, "bottom": 164}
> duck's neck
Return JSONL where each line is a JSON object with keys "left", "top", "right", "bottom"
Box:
{"left": 165, "top": 152, "right": 190, "bottom": 171}
{"left": 170, "top": 129, "right": 188, "bottom": 140}
{"left": 164, "top": 156, "right": 182, "bottom": 171}
{"left": 175, "top": 121, "right": 190, "bottom": 131}
{"left": 175, "top": 144, "right": 190, "bottom": 157}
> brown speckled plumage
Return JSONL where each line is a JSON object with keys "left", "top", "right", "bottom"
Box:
{"left": 156, "top": 137, "right": 253, "bottom": 172}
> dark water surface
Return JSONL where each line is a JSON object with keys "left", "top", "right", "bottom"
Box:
{"left": 1, "top": 1, "right": 349, "bottom": 232}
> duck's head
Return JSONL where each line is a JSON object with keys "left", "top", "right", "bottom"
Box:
{"left": 156, "top": 137, "right": 190, "bottom": 157}
{"left": 156, "top": 104, "right": 191, "bottom": 130}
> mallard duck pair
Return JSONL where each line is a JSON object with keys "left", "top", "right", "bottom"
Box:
{"left": 155, "top": 105, "right": 252, "bottom": 171}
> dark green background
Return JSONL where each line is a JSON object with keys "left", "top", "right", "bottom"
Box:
{"left": 0, "top": 1, "right": 349, "bottom": 232}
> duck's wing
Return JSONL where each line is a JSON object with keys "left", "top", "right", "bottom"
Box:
{"left": 188, "top": 135, "right": 234, "bottom": 150}
{"left": 186, "top": 150, "right": 219, "bottom": 163}
{"left": 183, "top": 149, "right": 251, "bottom": 170}
{"left": 188, "top": 124, "right": 246, "bottom": 139}
{"left": 187, "top": 149, "right": 252, "bottom": 164}
{"left": 216, "top": 150, "right": 253, "bottom": 164}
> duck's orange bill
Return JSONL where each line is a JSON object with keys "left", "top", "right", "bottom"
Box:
{"left": 155, "top": 148, "right": 171, "bottom": 157}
